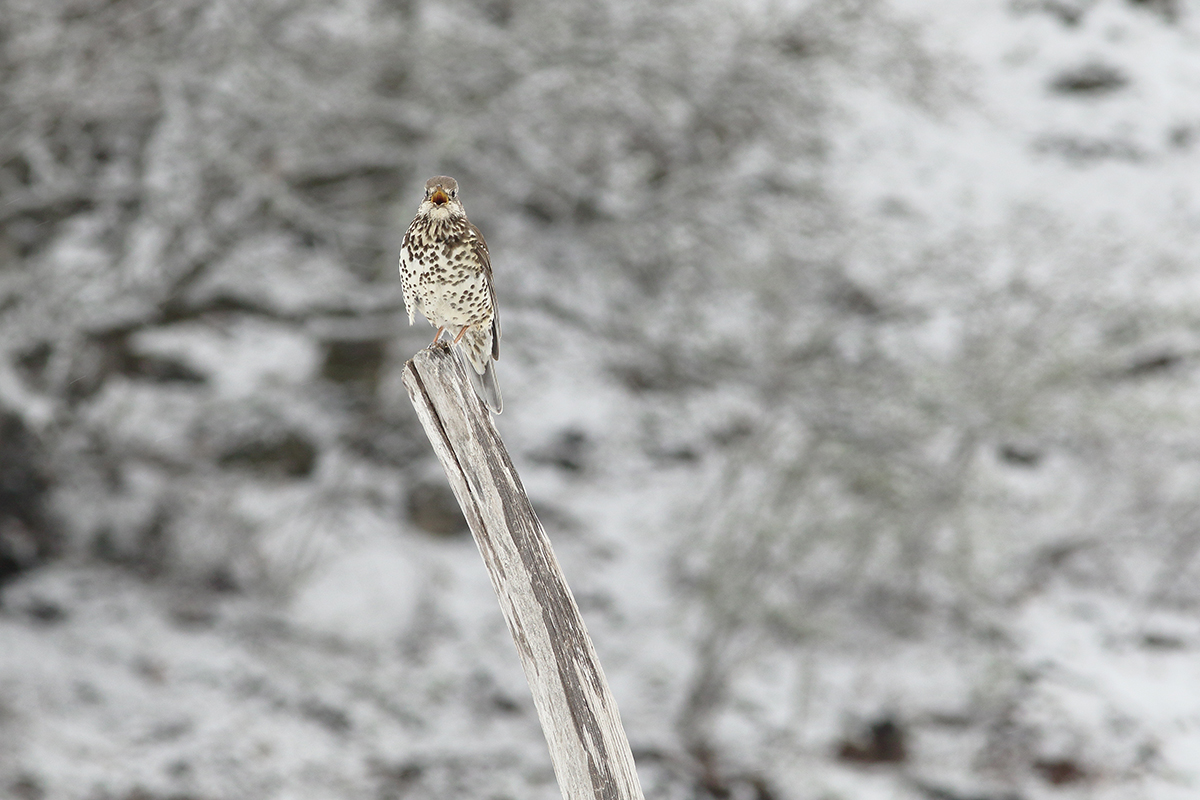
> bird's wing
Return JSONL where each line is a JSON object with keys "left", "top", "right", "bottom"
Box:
{"left": 399, "top": 227, "right": 417, "bottom": 325}
{"left": 469, "top": 222, "right": 501, "bottom": 359}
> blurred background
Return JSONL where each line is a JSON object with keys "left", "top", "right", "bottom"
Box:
{"left": 1, "top": 0, "right": 1199, "bottom": 797}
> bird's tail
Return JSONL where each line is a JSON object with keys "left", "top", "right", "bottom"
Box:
{"left": 456, "top": 329, "right": 502, "bottom": 414}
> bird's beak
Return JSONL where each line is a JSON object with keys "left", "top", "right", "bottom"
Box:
{"left": 430, "top": 188, "right": 449, "bottom": 205}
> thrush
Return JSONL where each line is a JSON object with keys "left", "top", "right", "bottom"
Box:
{"left": 400, "top": 176, "right": 503, "bottom": 414}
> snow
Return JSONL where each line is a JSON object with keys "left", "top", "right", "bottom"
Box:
{"left": 3, "top": 0, "right": 1200, "bottom": 797}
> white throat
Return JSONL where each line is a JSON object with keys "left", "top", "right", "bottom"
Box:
{"left": 423, "top": 202, "right": 460, "bottom": 222}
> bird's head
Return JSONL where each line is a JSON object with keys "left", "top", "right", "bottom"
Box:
{"left": 418, "top": 176, "right": 466, "bottom": 220}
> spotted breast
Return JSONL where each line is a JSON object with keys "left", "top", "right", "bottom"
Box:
{"left": 400, "top": 176, "right": 502, "bottom": 414}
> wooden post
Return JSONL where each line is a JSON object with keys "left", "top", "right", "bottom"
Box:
{"left": 402, "top": 344, "right": 644, "bottom": 800}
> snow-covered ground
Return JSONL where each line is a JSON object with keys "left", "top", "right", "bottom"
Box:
{"left": 2, "top": 0, "right": 1200, "bottom": 798}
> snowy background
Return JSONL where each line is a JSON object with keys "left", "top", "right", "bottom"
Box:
{"left": 2, "top": 0, "right": 1200, "bottom": 797}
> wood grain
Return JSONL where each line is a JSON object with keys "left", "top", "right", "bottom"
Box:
{"left": 402, "top": 343, "right": 644, "bottom": 800}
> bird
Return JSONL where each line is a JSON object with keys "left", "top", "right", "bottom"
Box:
{"left": 399, "top": 176, "right": 502, "bottom": 414}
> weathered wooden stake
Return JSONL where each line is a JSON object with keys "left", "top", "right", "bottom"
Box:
{"left": 402, "top": 344, "right": 644, "bottom": 800}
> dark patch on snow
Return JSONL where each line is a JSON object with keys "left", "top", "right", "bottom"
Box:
{"left": 205, "top": 566, "right": 240, "bottom": 594}
{"left": 343, "top": 418, "right": 423, "bottom": 467}
{"left": 23, "top": 598, "right": 66, "bottom": 625}
{"left": 300, "top": 699, "right": 352, "bottom": 733}
{"left": 491, "top": 692, "right": 522, "bottom": 714}
{"left": 1169, "top": 125, "right": 1194, "bottom": 150}
{"left": 15, "top": 342, "right": 52, "bottom": 385}
{"left": 0, "top": 196, "right": 95, "bottom": 258}
{"left": 7, "top": 774, "right": 45, "bottom": 800}
{"left": 710, "top": 419, "right": 754, "bottom": 448}
{"left": 160, "top": 296, "right": 251, "bottom": 324}
{"left": 466, "top": 670, "right": 526, "bottom": 717}
{"left": 62, "top": 331, "right": 207, "bottom": 402}
{"left": 481, "top": 0, "right": 514, "bottom": 27}
{"left": 687, "top": 745, "right": 780, "bottom": 800}
{"left": 1049, "top": 63, "right": 1128, "bottom": 96}
{"left": 373, "top": 759, "right": 425, "bottom": 798}
{"left": 648, "top": 445, "right": 700, "bottom": 464}
{"left": 1033, "top": 757, "right": 1087, "bottom": 785}
{"left": 1031, "top": 135, "right": 1143, "bottom": 162}
{"left": 1012, "top": 0, "right": 1085, "bottom": 25}
{"left": 91, "top": 516, "right": 174, "bottom": 576}
{"left": 0, "top": 154, "right": 34, "bottom": 188}
{"left": 321, "top": 338, "right": 386, "bottom": 391}
{"left": 1122, "top": 351, "right": 1182, "bottom": 378}
{"left": 830, "top": 282, "right": 883, "bottom": 317}
{"left": 777, "top": 30, "right": 817, "bottom": 59}
{"left": 999, "top": 444, "right": 1041, "bottom": 467}
{"left": 142, "top": 719, "right": 192, "bottom": 743}
{"left": 406, "top": 480, "right": 468, "bottom": 536}
{"left": 1128, "top": 0, "right": 1179, "bottom": 23}
{"left": 528, "top": 429, "right": 590, "bottom": 473}
{"left": 123, "top": 354, "right": 207, "bottom": 385}
{"left": 522, "top": 198, "right": 556, "bottom": 225}
{"left": 134, "top": 657, "right": 167, "bottom": 685}
{"left": 374, "top": 64, "right": 410, "bottom": 98}
{"left": 836, "top": 717, "right": 908, "bottom": 765}
{"left": 170, "top": 603, "right": 217, "bottom": 629}
{"left": 614, "top": 359, "right": 711, "bottom": 393}
{"left": 1140, "top": 631, "right": 1186, "bottom": 650}
{"left": 0, "top": 412, "right": 57, "bottom": 585}
{"left": 217, "top": 431, "right": 318, "bottom": 479}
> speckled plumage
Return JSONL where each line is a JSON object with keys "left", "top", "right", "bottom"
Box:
{"left": 400, "top": 176, "right": 502, "bottom": 414}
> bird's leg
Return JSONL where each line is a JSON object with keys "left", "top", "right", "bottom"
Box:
{"left": 452, "top": 326, "right": 469, "bottom": 345}
{"left": 431, "top": 326, "right": 445, "bottom": 345}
